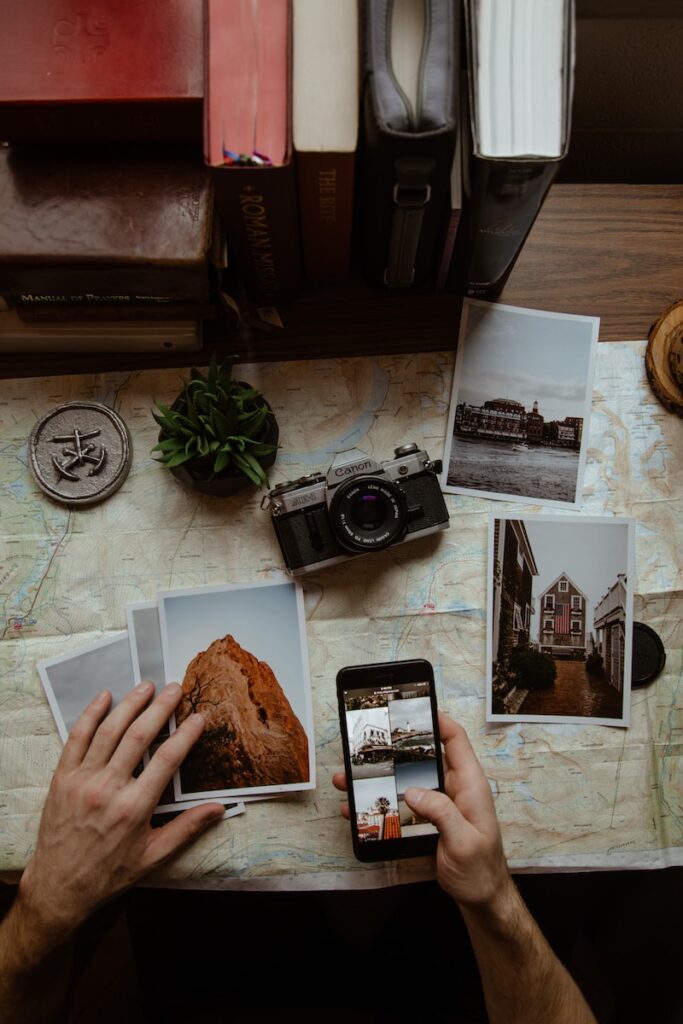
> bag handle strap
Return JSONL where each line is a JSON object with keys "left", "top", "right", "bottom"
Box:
{"left": 385, "top": 157, "right": 436, "bottom": 288}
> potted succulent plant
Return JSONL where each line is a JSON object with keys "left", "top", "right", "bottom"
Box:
{"left": 151, "top": 355, "right": 279, "bottom": 496}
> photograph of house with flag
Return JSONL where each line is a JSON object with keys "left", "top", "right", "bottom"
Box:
{"left": 488, "top": 513, "right": 635, "bottom": 726}
{"left": 538, "top": 573, "right": 587, "bottom": 659}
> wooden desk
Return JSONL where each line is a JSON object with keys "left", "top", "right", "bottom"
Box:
{"left": 2, "top": 184, "right": 683, "bottom": 381}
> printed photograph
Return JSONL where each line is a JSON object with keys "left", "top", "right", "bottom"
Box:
{"left": 395, "top": 761, "right": 440, "bottom": 837}
{"left": 38, "top": 634, "right": 135, "bottom": 741}
{"left": 39, "top": 626, "right": 242, "bottom": 819}
{"left": 352, "top": 775, "right": 401, "bottom": 843}
{"left": 488, "top": 514, "right": 635, "bottom": 726}
{"left": 443, "top": 301, "right": 599, "bottom": 506}
{"left": 388, "top": 696, "right": 437, "bottom": 763}
{"left": 158, "top": 579, "right": 315, "bottom": 801}
{"left": 347, "top": 705, "right": 393, "bottom": 779}
{"left": 344, "top": 687, "right": 390, "bottom": 711}
{"left": 127, "top": 601, "right": 171, "bottom": 751}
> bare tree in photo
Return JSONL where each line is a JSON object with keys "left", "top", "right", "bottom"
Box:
{"left": 179, "top": 673, "right": 222, "bottom": 721}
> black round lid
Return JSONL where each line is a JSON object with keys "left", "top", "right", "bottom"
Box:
{"left": 631, "top": 621, "right": 666, "bottom": 687}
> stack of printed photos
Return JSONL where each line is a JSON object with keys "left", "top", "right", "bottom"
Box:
{"left": 38, "top": 578, "right": 316, "bottom": 820}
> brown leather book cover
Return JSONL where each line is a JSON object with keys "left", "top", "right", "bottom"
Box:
{"left": 296, "top": 152, "right": 355, "bottom": 282}
{"left": 0, "top": 0, "right": 203, "bottom": 144}
{"left": 0, "top": 147, "right": 215, "bottom": 301}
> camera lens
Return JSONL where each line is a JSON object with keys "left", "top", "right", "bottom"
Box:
{"left": 329, "top": 477, "right": 407, "bottom": 553}
{"left": 351, "top": 493, "right": 387, "bottom": 531}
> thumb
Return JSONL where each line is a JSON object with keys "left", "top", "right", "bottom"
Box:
{"left": 405, "top": 787, "right": 465, "bottom": 841}
{"left": 145, "top": 802, "right": 225, "bottom": 869}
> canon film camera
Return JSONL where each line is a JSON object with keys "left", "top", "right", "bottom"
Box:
{"left": 262, "top": 443, "right": 450, "bottom": 575}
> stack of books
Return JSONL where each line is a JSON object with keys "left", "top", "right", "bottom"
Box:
{"left": 0, "top": 0, "right": 576, "bottom": 346}
{"left": 0, "top": 0, "right": 222, "bottom": 353}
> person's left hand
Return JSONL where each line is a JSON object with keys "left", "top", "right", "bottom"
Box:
{"left": 18, "top": 681, "right": 224, "bottom": 950}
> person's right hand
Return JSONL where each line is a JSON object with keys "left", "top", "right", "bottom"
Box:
{"left": 333, "top": 711, "right": 512, "bottom": 911}
{"left": 404, "top": 712, "right": 512, "bottom": 909}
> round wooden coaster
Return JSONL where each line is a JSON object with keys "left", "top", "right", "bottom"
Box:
{"left": 646, "top": 300, "right": 683, "bottom": 416}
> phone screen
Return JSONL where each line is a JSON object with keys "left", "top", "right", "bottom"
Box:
{"left": 337, "top": 659, "right": 444, "bottom": 861}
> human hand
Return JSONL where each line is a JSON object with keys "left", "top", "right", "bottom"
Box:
{"left": 333, "top": 711, "right": 512, "bottom": 911}
{"left": 18, "top": 681, "right": 224, "bottom": 951}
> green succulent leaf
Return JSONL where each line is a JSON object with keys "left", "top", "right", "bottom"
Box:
{"left": 164, "top": 451, "right": 195, "bottom": 468}
{"left": 213, "top": 449, "right": 233, "bottom": 473}
{"left": 232, "top": 452, "right": 263, "bottom": 486}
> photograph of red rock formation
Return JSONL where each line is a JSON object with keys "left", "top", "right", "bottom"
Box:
{"left": 175, "top": 634, "right": 310, "bottom": 792}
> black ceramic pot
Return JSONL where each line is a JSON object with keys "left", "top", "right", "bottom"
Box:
{"left": 162, "top": 386, "right": 279, "bottom": 497}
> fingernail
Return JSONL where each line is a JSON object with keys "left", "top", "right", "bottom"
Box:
{"left": 136, "top": 681, "right": 153, "bottom": 693}
{"left": 165, "top": 682, "right": 181, "bottom": 692}
{"left": 405, "top": 787, "right": 424, "bottom": 805}
{"left": 189, "top": 713, "right": 205, "bottom": 727}
{"left": 96, "top": 690, "right": 110, "bottom": 703}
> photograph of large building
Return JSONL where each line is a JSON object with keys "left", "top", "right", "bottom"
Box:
{"left": 444, "top": 301, "right": 598, "bottom": 505}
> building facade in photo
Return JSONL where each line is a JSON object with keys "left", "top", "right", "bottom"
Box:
{"left": 455, "top": 398, "right": 582, "bottom": 449}
{"left": 593, "top": 574, "right": 627, "bottom": 691}
{"left": 352, "top": 718, "right": 389, "bottom": 753}
{"left": 492, "top": 518, "right": 539, "bottom": 667}
{"left": 538, "top": 573, "right": 588, "bottom": 658}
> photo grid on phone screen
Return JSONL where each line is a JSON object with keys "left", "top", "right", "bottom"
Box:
{"left": 343, "top": 681, "right": 440, "bottom": 842}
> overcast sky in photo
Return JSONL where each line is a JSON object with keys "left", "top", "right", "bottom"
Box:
{"left": 353, "top": 774, "right": 399, "bottom": 816}
{"left": 523, "top": 518, "right": 631, "bottom": 636}
{"left": 456, "top": 302, "right": 597, "bottom": 422}
{"left": 159, "top": 581, "right": 308, "bottom": 724}
{"left": 42, "top": 635, "right": 134, "bottom": 735}
{"left": 388, "top": 696, "right": 433, "bottom": 734}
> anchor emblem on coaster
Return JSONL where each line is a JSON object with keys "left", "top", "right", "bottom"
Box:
{"left": 50, "top": 427, "right": 107, "bottom": 481}
{"left": 29, "top": 402, "right": 132, "bottom": 507}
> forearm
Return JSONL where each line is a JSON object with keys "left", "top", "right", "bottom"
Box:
{"left": 0, "top": 891, "right": 74, "bottom": 1024}
{"left": 459, "top": 879, "right": 597, "bottom": 1024}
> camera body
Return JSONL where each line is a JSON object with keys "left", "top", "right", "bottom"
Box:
{"left": 263, "top": 443, "right": 450, "bottom": 575}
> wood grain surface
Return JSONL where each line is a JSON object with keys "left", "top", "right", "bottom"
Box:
{"left": 2, "top": 184, "right": 682, "bottom": 378}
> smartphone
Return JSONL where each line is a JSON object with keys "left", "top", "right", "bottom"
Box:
{"left": 336, "top": 658, "right": 445, "bottom": 861}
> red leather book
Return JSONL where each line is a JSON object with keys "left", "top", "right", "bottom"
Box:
{"left": 0, "top": 0, "right": 203, "bottom": 144}
{"left": 205, "top": 0, "right": 301, "bottom": 305}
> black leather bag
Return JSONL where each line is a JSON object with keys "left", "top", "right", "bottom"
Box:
{"left": 360, "top": 0, "right": 459, "bottom": 289}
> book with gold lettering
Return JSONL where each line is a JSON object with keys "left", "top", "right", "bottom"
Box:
{"left": 293, "top": 0, "right": 358, "bottom": 283}
{"left": 205, "top": 0, "right": 301, "bottom": 306}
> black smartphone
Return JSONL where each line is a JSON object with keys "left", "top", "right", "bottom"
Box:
{"left": 336, "top": 658, "right": 445, "bottom": 862}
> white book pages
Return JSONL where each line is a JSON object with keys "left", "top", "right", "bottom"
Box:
{"left": 473, "top": 0, "right": 568, "bottom": 158}
{"left": 292, "top": 0, "right": 359, "bottom": 151}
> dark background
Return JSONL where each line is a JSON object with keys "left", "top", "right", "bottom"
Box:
{"left": 562, "top": 1, "right": 683, "bottom": 183}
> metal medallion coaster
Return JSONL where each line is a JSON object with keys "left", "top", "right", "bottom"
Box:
{"left": 29, "top": 401, "right": 132, "bottom": 507}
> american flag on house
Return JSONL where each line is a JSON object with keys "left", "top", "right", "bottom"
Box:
{"left": 554, "top": 602, "right": 571, "bottom": 634}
